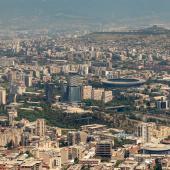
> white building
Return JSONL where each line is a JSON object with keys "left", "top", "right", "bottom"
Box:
{"left": 0, "top": 87, "right": 6, "bottom": 105}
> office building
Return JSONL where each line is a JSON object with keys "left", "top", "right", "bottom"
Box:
{"left": 24, "top": 74, "right": 32, "bottom": 87}
{"left": 45, "top": 82, "right": 54, "bottom": 103}
{"left": 96, "top": 140, "right": 112, "bottom": 158}
{"left": 67, "top": 73, "right": 82, "bottom": 102}
{"left": 67, "top": 86, "right": 82, "bottom": 102}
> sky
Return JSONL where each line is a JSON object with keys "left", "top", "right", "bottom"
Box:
{"left": 0, "top": 0, "right": 169, "bottom": 30}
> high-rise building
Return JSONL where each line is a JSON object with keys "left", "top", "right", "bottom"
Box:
{"left": 91, "top": 46, "right": 96, "bottom": 59}
{"left": 67, "top": 86, "right": 82, "bottom": 102}
{"left": 24, "top": 74, "right": 32, "bottom": 87}
{"left": 67, "top": 131, "right": 77, "bottom": 146}
{"left": 0, "top": 87, "right": 6, "bottom": 105}
{"left": 67, "top": 131, "right": 88, "bottom": 146}
{"left": 8, "top": 110, "right": 18, "bottom": 126}
{"left": 35, "top": 119, "right": 46, "bottom": 137}
{"left": 45, "top": 82, "right": 54, "bottom": 103}
{"left": 21, "top": 132, "right": 30, "bottom": 146}
{"left": 96, "top": 140, "right": 112, "bottom": 158}
{"left": 136, "top": 122, "right": 156, "bottom": 143}
{"left": 67, "top": 73, "right": 80, "bottom": 86}
{"left": 82, "top": 86, "right": 92, "bottom": 100}
{"left": 66, "top": 73, "right": 82, "bottom": 102}
{"left": 106, "top": 57, "right": 112, "bottom": 70}
{"left": 9, "top": 83, "right": 17, "bottom": 103}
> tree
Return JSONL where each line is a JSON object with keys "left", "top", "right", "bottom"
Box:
{"left": 74, "top": 157, "right": 79, "bottom": 164}
{"left": 5, "top": 140, "right": 14, "bottom": 150}
{"left": 115, "top": 160, "right": 123, "bottom": 168}
{"left": 25, "top": 151, "right": 33, "bottom": 157}
{"left": 154, "top": 159, "right": 162, "bottom": 170}
{"left": 124, "top": 150, "right": 130, "bottom": 158}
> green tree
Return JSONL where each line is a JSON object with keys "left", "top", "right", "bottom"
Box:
{"left": 74, "top": 157, "right": 79, "bottom": 164}
{"left": 5, "top": 140, "right": 14, "bottom": 150}
{"left": 115, "top": 160, "right": 123, "bottom": 168}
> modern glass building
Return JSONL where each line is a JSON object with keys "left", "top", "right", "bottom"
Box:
{"left": 67, "top": 86, "right": 82, "bottom": 102}
{"left": 45, "top": 83, "right": 54, "bottom": 103}
{"left": 66, "top": 72, "right": 82, "bottom": 103}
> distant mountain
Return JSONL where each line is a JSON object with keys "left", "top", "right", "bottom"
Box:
{"left": 137, "top": 25, "right": 170, "bottom": 34}
{"left": 85, "top": 25, "right": 170, "bottom": 40}
{"left": 0, "top": 0, "right": 170, "bottom": 31}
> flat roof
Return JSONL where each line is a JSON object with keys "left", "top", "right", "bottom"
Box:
{"left": 21, "top": 161, "right": 41, "bottom": 167}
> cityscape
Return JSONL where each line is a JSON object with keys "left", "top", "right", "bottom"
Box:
{"left": 0, "top": 0, "right": 170, "bottom": 170}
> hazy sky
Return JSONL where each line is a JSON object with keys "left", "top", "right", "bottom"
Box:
{"left": 0, "top": 0, "right": 169, "bottom": 29}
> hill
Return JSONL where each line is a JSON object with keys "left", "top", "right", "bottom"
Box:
{"left": 85, "top": 25, "right": 170, "bottom": 40}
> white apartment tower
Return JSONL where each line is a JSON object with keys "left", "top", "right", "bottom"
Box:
{"left": 0, "top": 87, "right": 6, "bottom": 105}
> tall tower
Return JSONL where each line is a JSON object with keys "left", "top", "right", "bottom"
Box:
{"left": 35, "top": 119, "right": 46, "bottom": 137}
{"left": 136, "top": 122, "right": 155, "bottom": 143}
{"left": 0, "top": 87, "right": 6, "bottom": 105}
{"left": 45, "top": 82, "right": 54, "bottom": 104}
{"left": 67, "top": 73, "right": 82, "bottom": 103}
{"left": 8, "top": 110, "right": 18, "bottom": 126}
{"left": 24, "top": 74, "right": 32, "bottom": 87}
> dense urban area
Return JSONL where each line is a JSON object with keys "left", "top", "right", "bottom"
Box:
{"left": 0, "top": 25, "right": 170, "bottom": 169}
